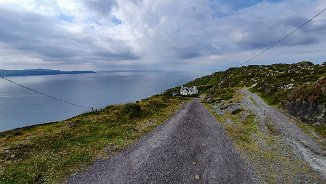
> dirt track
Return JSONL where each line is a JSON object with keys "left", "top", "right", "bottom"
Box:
{"left": 239, "top": 88, "right": 326, "bottom": 178}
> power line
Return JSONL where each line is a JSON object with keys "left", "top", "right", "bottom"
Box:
{"left": 0, "top": 76, "right": 93, "bottom": 110}
{"left": 1, "top": 9, "right": 325, "bottom": 109}
{"left": 241, "top": 8, "right": 326, "bottom": 66}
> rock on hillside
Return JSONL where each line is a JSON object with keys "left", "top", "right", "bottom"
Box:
{"left": 285, "top": 78, "right": 326, "bottom": 125}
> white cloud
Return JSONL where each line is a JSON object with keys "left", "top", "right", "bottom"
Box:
{"left": 0, "top": 0, "right": 325, "bottom": 71}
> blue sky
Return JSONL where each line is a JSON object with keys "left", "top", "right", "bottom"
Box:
{"left": 0, "top": 0, "right": 325, "bottom": 72}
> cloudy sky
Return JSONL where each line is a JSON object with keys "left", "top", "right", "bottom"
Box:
{"left": 0, "top": 0, "right": 325, "bottom": 71}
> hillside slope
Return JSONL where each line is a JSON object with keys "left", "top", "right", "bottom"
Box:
{"left": 168, "top": 61, "right": 326, "bottom": 137}
{"left": 0, "top": 95, "right": 187, "bottom": 183}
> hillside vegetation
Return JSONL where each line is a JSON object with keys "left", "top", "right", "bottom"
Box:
{"left": 0, "top": 95, "right": 187, "bottom": 183}
{"left": 170, "top": 61, "right": 326, "bottom": 137}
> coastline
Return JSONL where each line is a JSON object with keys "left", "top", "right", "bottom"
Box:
{"left": 0, "top": 94, "right": 188, "bottom": 183}
{"left": 0, "top": 69, "right": 96, "bottom": 77}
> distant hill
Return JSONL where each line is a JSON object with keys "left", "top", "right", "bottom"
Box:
{"left": 0, "top": 69, "right": 95, "bottom": 77}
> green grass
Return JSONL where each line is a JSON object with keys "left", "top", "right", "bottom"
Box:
{"left": 0, "top": 95, "right": 187, "bottom": 183}
{"left": 313, "top": 125, "right": 326, "bottom": 139}
{"left": 248, "top": 96, "right": 256, "bottom": 105}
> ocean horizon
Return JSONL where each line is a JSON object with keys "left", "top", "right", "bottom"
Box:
{"left": 0, "top": 70, "right": 208, "bottom": 132}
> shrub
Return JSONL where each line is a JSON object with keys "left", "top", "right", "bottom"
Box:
{"left": 122, "top": 103, "right": 142, "bottom": 118}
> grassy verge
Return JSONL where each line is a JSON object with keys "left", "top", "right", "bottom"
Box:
{"left": 0, "top": 95, "right": 187, "bottom": 183}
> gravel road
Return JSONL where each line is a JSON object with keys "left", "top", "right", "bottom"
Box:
{"left": 66, "top": 99, "right": 257, "bottom": 184}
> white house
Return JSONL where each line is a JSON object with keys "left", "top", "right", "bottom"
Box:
{"left": 180, "top": 86, "right": 198, "bottom": 96}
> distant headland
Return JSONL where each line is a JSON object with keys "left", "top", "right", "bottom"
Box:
{"left": 0, "top": 69, "right": 96, "bottom": 77}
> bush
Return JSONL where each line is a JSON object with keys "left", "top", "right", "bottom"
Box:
{"left": 122, "top": 103, "right": 142, "bottom": 118}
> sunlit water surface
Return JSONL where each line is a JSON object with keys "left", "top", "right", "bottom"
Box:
{"left": 0, "top": 70, "right": 208, "bottom": 132}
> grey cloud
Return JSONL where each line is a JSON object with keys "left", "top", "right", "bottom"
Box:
{"left": 232, "top": 16, "right": 321, "bottom": 50}
{"left": 0, "top": 9, "right": 79, "bottom": 58}
{"left": 281, "top": 17, "right": 308, "bottom": 27}
{"left": 95, "top": 51, "right": 140, "bottom": 60}
{"left": 0, "top": 7, "right": 138, "bottom": 64}
{"left": 177, "top": 50, "right": 201, "bottom": 59}
{"left": 133, "top": 1, "right": 228, "bottom": 61}
{"left": 82, "top": 0, "right": 117, "bottom": 16}
{"left": 298, "top": 19, "right": 326, "bottom": 35}
{"left": 173, "top": 42, "right": 224, "bottom": 60}
{"left": 0, "top": 0, "right": 325, "bottom": 71}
